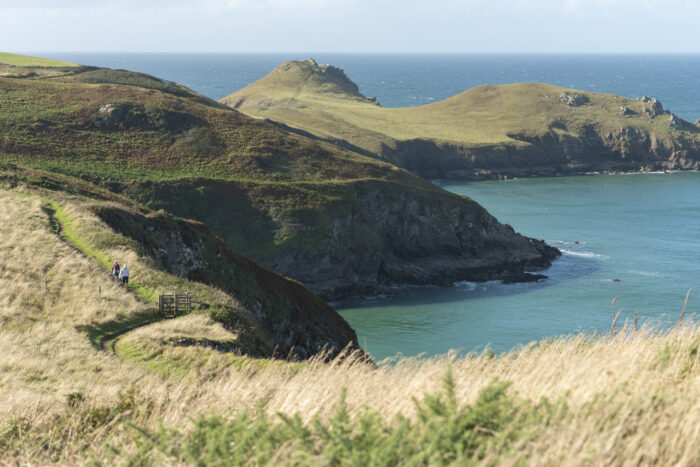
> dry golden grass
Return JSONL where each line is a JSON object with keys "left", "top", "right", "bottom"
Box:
{"left": 1, "top": 185, "right": 699, "bottom": 465}
{"left": 0, "top": 189, "right": 158, "bottom": 421}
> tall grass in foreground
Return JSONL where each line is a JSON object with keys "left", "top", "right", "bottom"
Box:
{"left": 3, "top": 322, "right": 699, "bottom": 465}
{"left": 1, "top": 186, "right": 699, "bottom": 464}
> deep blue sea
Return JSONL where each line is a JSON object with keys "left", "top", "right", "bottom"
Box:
{"left": 42, "top": 53, "right": 700, "bottom": 360}
{"left": 45, "top": 53, "right": 700, "bottom": 121}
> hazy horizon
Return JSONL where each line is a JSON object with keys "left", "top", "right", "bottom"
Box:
{"left": 15, "top": 51, "right": 700, "bottom": 55}
{"left": 3, "top": 0, "right": 700, "bottom": 54}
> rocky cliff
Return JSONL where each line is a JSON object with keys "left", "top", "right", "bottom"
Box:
{"left": 120, "top": 178, "right": 559, "bottom": 301}
{"left": 274, "top": 181, "right": 558, "bottom": 298}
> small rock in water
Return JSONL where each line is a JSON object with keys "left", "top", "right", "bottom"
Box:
{"left": 502, "top": 271, "right": 548, "bottom": 284}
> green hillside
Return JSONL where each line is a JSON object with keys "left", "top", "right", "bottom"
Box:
{"left": 0, "top": 163, "right": 357, "bottom": 359}
{"left": 0, "top": 61, "right": 559, "bottom": 300}
{"left": 0, "top": 52, "right": 78, "bottom": 67}
{"left": 224, "top": 59, "right": 700, "bottom": 179}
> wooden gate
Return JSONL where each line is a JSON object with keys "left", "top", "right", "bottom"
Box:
{"left": 159, "top": 293, "right": 191, "bottom": 318}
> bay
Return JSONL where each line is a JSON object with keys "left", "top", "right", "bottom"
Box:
{"left": 340, "top": 172, "right": 700, "bottom": 360}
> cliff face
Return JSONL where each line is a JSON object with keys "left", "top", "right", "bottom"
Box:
{"left": 274, "top": 183, "right": 559, "bottom": 299}
{"left": 121, "top": 178, "right": 560, "bottom": 301}
{"left": 381, "top": 121, "right": 700, "bottom": 181}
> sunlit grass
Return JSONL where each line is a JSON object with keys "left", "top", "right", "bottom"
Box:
{"left": 0, "top": 52, "right": 78, "bottom": 67}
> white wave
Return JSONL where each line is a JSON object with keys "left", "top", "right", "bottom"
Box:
{"left": 549, "top": 240, "right": 587, "bottom": 247}
{"left": 629, "top": 270, "right": 663, "bottom": 278}
{"left": 453, "top": 280, "right": 478, "bottom": 290}
{"left": 560, "top": 249, "right": 610, "bottom": 260}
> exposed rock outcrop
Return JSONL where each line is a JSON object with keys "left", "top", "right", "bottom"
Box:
{"left": 560, "top": 92, "right": 588, "bottom": 107}
{"left": 639, "top": 96, "right": 665, "bottom": 117}
{"left": 93, "top": 101, "right": 198, "bottom": 132}
{"left": 669, "top": 114, "right": 694, "bottom": 131}
{"left": 619, "top": 106, "right": 634, "bottom": 116}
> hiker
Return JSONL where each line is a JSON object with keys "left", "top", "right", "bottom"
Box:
{"left": 111, "top": 260, "right": 120, "bottom": 281}
{"left": 119, "top": 264, "right": 130, "bottom": 285}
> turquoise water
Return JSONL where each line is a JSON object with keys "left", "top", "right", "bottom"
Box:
{"left": 338, "top": 172, "right": 700, "bottom": 360}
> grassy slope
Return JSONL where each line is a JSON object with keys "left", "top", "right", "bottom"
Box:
{"left": 3, "top": 217, "right": 700, "bottom": 466}
{"left": 1, "top": 164, "right": 357, "bottom": 356}
{"left": 0, "top": 52, "right": 78, "bottom": 67}
{"left": 0, "top": 63, "right": 487, "bottom": 265}
{"left": 0, "top": 64, "right": 419, "bottom": 183}
{"left": 223, "top": 60, "right": 700, "bottom": 158}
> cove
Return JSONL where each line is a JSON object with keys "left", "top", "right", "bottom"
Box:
{"left": 338, "top": 172, "right": 700, "bottom": 361}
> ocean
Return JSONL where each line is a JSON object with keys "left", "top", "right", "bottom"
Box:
{"left": 43, "top": 52, "right": 700, "bottom": 359}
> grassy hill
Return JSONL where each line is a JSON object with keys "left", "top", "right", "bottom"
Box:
{"left": 224, "top": 59, "right": 700, "bottom": 179}
{"left": 0, "top": 163, "right": 357, "bottom": 360}
{"left": 0, "top": 52, "right": 78, "bottom": 67}
{"left": 0, "top": 57, "right": 559, "bottom": 299}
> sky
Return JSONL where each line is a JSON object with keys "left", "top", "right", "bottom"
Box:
{"left": 2, "top": 0, "right": 700, "bottom": 53}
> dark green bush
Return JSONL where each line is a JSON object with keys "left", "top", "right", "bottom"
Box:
{"left": 123, "top": 368, "right": 564, "bottom": 465}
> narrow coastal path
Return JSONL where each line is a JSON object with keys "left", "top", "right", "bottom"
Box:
{"left": 43, "top": 198, "right": 172, "bottom": 357}
{"left": 99, "top": 312, "right": 164, "bottom": 355}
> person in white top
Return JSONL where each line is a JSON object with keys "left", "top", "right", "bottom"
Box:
{"left": 119, "top": 264, "right": 130, "bottom": 285}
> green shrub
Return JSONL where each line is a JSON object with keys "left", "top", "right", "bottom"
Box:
{"left": 66, "top": 392, "right": 85, "bottom": 408}
{"left": 123, "top": 369, "right": 564, "bottom": 465}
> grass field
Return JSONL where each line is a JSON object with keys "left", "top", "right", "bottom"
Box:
{"left": 0, "top": 52, "right": 77, "bottom": 67}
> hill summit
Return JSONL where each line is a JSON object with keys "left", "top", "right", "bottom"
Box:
{"left": 226, "top": 59, "right": 379, "bottom": 109}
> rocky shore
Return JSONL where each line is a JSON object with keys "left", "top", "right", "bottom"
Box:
{"left": 262, "top": 182, "right": 561, "bottom": 301}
